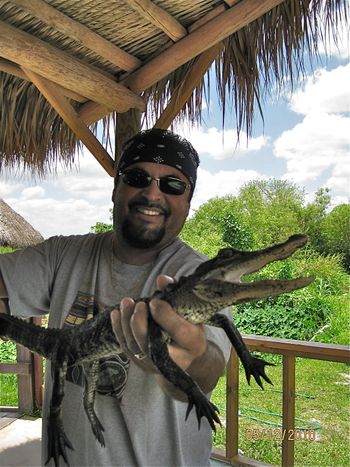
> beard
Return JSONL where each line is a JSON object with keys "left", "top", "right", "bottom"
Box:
{"left": 115, "top": 196, "right": 170, "bottom": 249}
{"left": 121, "top": 217, "right": 166, "bottom": 248}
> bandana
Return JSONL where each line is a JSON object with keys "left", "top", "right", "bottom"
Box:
{"left": 117, "top": 129, "right": 200, "bottom": 190}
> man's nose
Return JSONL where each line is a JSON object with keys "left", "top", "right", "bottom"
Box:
{"left": 142, "top": 178, "right": 163, "bottom": 199}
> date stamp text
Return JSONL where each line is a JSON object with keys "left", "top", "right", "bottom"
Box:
{"left": 245, "top": 428, "right": 318, "bottom": 441}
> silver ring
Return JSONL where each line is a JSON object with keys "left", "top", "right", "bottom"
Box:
{"left": 134, "top": 352, "right": 147, "bottom": 360}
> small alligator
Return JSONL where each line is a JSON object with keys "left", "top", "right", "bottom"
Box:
{"left": 0, "top": 234, "right": 313, "bottom": 466}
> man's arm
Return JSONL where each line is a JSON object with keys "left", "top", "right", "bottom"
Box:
{"left": 110, "top": 275, "right": 226, "bottom": 400}
{"left": 0, "top": 271, "right": 10, "bottom": 314}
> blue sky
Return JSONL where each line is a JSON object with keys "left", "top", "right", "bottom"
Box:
{"left": 0, "top": 23, "right": 349, "bottom": 239}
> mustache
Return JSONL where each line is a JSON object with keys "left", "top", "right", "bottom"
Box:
{"left": 128, "top": 197, "right": 170, "bottom": 218}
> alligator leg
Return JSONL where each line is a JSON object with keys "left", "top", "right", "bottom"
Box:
{"left": 147, "top": 312, "right": 220, "bottom": 430}
{"left": 83, "top": 360, "right": 105, "bottom": 446}
{"left": 209, "top": 313, "right": 273, "bottom": 388}
{"left": 46, "top": 361, "right": 73, "bottom": 467}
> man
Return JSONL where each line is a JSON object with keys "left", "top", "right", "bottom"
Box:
{"left": 0, "top": 129, "right": 231, "bottom": 466}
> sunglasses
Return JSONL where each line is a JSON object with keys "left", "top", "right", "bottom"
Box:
{"left": 118, "top": 169, "right": 191, "bottom": 196}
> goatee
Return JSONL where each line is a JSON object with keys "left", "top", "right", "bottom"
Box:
{"left": 121, "top": 218, "right": 165, "bottom": 248}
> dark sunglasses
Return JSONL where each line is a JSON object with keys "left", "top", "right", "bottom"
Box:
{"left": 118, "top": 169, "right": 191, "bottom": 196}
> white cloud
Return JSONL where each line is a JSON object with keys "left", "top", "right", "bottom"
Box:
{"left": 20, "top": 186, "right": 46, "bottom": 200}
{"left": 274, "top": 112, "right": 350, "bottom": 187}
{"left": 273, "top": 63, "right": 350, "bottom": 194}
{"left": 176, "top": 125, "right": 269, "bottom": 160}
{"left": 290, "top": 65, "right": 350, "bottom": 115}
{"left": 318, "top": 18, "right": 349, "bottom": 60}
{"left": 7, "top": 196, "right": 113, "bottom": 239}
{"left": 1, "top": 148, "right": 114, "bottom": 239}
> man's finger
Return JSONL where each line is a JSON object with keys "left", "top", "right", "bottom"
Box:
{"left": 149, "top": 298, "right": 205, "bottom": 353}
{"left": 156, "top": 274, "right": 174, "bottom": 290}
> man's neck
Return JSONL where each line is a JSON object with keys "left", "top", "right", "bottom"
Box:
{"left": 112, "top": 234, "right": 171, "bottom": 265}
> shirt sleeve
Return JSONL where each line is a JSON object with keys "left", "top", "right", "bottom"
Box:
{"left": 0, "top": 238, "right": 59, "bottom": 317}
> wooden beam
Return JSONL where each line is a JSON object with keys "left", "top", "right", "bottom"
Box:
{"left": 0, "top": 57, "right": 87, "bottom": 103}
{"left": 9, "top": 0, "right": 141, "bottom": 71}
{"left": 0, "top": 362, "right": 31, "bottom": 375}
{"left": 125, "top": 0, "right": 285, "bottom": 92}
{"left": 188, "top": 5, "right": 227, "bottom": 33}
{"left": 78, "top": 101, "right": 111, "bottom": 126}
{"left": 0, "top": 21, "right": 145, "bottom": 112}
{"left": 77, "top": 0, "right": 282, "bottom": 125}
{"left": 126, "top": 0, "right": 187, "bottom": 41}
{"left": 224, "top": 0, "right": 242, "bottom": 6}
{"left": 23, "top": 68, "right": 115, "bottom": 177}
{"left": 154, "top": 43, "right": 223, "bottom": 129}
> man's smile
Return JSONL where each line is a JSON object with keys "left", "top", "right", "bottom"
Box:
{"left": 135, "top": 206, "right": 164, "bottom": 217}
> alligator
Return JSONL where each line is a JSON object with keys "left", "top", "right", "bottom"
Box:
{"left": 0, "top": 234, "right": 313, "bottom": 466}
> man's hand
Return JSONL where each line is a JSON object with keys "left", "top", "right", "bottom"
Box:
{"left": 110, "top": 275, "right": 225, "bottom": 397}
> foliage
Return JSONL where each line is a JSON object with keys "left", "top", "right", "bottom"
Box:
{"left": 0, "top": 246, "right": 15, "bottom": 254}
{"left": 90, "top": 208, "right": 113, "bottom": 234}
{"left": 180, "top": 179, "right": 349, "bottom": 346}
{"left": 233, "top": 252, "right": 349, "bottom": 344}
{"left": 318, "top": 204, "right": 350, "bottom": 270}
{"left": 181, "top": 196, "right": 254, "bottom": 257}
{"left": 90, "top": 221, "right": 113, "bottom": 234}
{"left": 0, "top": 339, "right": 16, "bottom": 362}
{"left": 235, "top": 179, "right": 305, "bottom": 247}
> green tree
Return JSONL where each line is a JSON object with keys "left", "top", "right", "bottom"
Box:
{"left": 236, "top": 179, "right": 305, "bottom": 247}
{"left": 319, "top": 203, "right": 350, "bottom": 270}
{"left": 180, "top": 196, "right": 254, "bottom": 257}
{"left": 90, "top": 209, "right": 113, "bottom": 234}
{"left": 302, "top": 188, "right": 331, "bottom": 251}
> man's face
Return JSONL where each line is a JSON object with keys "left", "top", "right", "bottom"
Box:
{"left": 112, "top": 162, "right": 191, "bottom": 251}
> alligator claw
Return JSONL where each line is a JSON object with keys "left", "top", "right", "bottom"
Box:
{"left": 244, "top": 355, "right": 274, "bottom": 388}
{"left": 46, "top": 415, "right": 74, "bottom": 466}
{"left": 185, "top": 395, "right": 221, "bottom": 431}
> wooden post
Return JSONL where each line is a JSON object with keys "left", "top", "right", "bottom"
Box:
{"left": 16, "top": 344, "right": 34, "bottom": 413}
{"left": 282, "top": 355, "right": 296, "bottom": 467}
{"left": 32, "top": 317, "right": 43, "bottom": 408}
{"left": 226, "top": 350, "right": 239, "bottom": 461}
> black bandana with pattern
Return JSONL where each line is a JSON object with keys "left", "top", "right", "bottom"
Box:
{"left": 117, "top": 129, "right": 200, "bottom": 190}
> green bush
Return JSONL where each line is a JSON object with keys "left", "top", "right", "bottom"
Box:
{"left": 234, "top": 252, "right": 349, "bottom": 345}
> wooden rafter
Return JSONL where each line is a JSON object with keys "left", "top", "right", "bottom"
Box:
{"left": 154, "top": 43, "right": 223, "bottom": 129}
{"left": 8, "top": 0, "right": 141, "bottom": 71}
{"left": 0, "top": 21, "right": 145, "bottom": 112}
{"left": 125, "top": 0, "right": 285, "bottom": 92}
{"left": 0, "top": 58, "right": 87, "bottom": 103}
{"left": 77, "top": 0, "right": 284, "bottom": 125}
{"left": 126, "top": 0, "right": 187, "bottom": 41}
{"left": 22, "top": 68, "right": 115, "bottom": 177}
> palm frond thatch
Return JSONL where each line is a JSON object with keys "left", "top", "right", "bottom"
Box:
{"left": 0, "top": 199, "right": 44, "bottom": 248}
{"left": 0, "top": 0, "right": 348, "bottom": 176}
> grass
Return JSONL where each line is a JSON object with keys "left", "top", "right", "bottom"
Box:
{"left": 0, "top": 340, "right": 18, "bottom": 407}
{"left": 0, "top": 374, "right": 18, "bottom": 406}
{"left": 211, "top": 358, "right": 350, "bottom": 467}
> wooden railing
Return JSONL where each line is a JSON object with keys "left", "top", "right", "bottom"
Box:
{"left": 0, "top": 317, "right": 43, "bottom": 413}
{"left": 211, "top": 336, "right": 350, "bottom": 467}
{"left": 1, "top": 329, "right": 349, "bottom": 467}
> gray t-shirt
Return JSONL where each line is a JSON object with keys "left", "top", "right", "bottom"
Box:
{"left": 0, "top": 232, "right": 232, "bottom": 466}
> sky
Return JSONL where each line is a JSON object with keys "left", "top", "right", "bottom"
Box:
{"left": 0, "top": 22, "right": 349, "bottom": 239}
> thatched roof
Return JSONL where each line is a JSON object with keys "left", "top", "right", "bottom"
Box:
{"left": 0, "top": 198, "right": 44, "bottom": 248}
{"left": 0, "top": 0, "right": 347, "bottom": 177}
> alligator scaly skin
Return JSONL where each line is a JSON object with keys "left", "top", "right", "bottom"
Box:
{"left": 0, "top": 234, "right": 314, "bottom": 466}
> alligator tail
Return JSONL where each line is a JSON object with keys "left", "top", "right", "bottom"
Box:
{"left": 0, "top": 314, "right": 60, "bottom": 359}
